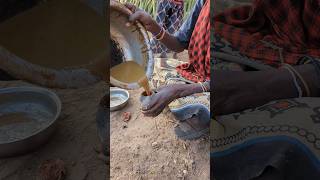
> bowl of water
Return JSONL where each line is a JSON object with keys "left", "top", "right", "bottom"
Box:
{"left": 110, "top": 87, "right": 129, "bottom": 111}
{"left": 0, "top": 86, "right": 61, "bottom": 157}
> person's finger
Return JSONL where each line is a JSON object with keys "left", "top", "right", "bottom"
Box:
{"left": 128, "top": 11, "right": 144, "bottom": 23}
{"left": 141, "top": 101, "right": 159, "bottom": 114}
{"left": 142, "top": 101, "right": 166, "bottom": 116}
{"left": 141, "top": 94, "right": 159, "bottom": 111}
{"left": 142, "top": 105, "right": 165, "bottom": 117}
{"left": 124, "top": 3, "right": 136, "bottom": 12}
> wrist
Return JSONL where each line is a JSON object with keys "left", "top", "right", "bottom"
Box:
{"left": 295, "top": 64, "right": 320, "bottom": 97}
{"left": 174, "top": 84, "right": 203, "bottom": 99}
{"left": 260, "top": 69, "right": 297, "bottom": 101}
{"left": 150, "top": 22, "right": 162, "bottom": 36}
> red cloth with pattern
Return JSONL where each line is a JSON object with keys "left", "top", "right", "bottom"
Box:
{"left": 176, "top": 0, "right": 210, "bottom": 82}
{"left": 214, "top": 0, "right": 320, "bottom": 67}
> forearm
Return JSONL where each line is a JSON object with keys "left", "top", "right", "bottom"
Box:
{"left": 150, "top": 24, "right": 185, "bottom": 53}
{"left": 214, "top": 64, "right": 320, "bottom": 115}
{"left": 262, "top": 64, "right": 320, "bottom": 100}
{"left": 174, "top": 83, "right": 206, "bottom": 99}
{"left": 125, "top": 6, "right": 185, "bottom": 52}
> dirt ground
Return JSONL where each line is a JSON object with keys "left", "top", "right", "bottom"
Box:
{"left": 0, "top": 80, "right": 107, "bottom": 180}
{"left": 110, "top": 51, "right": 210, "bottom": 180}
{"left": 110, "top": 89, "right": 209, "bottom": 180}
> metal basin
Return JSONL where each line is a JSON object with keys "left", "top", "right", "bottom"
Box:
{"left": 0, "top": 0, "right": 107, "bottom": 88}
{"left": 0, "top": 86, "right": 61, "bottom": 157}
{"left": 110, "top": 1, "right": 154, "bottom": 89}
{"left": 110, "top": 87, "right": 129, "bottom": 111}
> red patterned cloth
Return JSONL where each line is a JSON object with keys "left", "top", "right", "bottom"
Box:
{"left": 214, "top": 0, "right": 320, "bottom": 67}
{"left": 176, "top": 0, "right": 210, "bottom": 82}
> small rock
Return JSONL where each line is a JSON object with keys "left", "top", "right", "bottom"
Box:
{"left": 122, "top": 112, "right": 131, "bottom": 122}
{"left": 38, "top": 159, "right": 66, "bottom": 180}
{"left": 151, "top": 142, "right": 160, "bottom": 149}
{"left": 183, "top": 170, "right": 187, "bottom": 174}
{"left": 183, "top": 143, "right": 187, "bottom": 150}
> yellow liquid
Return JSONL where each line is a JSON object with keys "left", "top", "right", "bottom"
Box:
{"left": 0, "top": 0, "right": 107, "bottom": 69}
{"left": 111, "top": 61, "right": 151, "bottom": 95}
{"left": 138, "top": 76, "right": 152, "bottom": 96}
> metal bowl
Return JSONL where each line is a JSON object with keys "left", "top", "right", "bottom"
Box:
{"left": 0, "top": 86, "right": 61, "bottom": 157}
{"left": 110, "top": 1, "right": 154, "bottom": 89}
{"left": 0, "top": 0, "right": 107, "bottom": 88}
{"left": 110, "top": 87, "right": 129, "bottom": 111}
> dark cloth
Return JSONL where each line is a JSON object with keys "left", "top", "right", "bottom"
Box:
{"left": 176, "top": 0, "right": 210, "bottom": 82}
{"left": 211, "top": 98, "right": 320, "bottom": 180}
{"left": 0, "top": 69, "right": 15, "bottom": 81}
{"left": 212, "top": 137, "right": 320, "bottom": 180}
{"left": 214, "top": 0, "right": 320, "bottom": 67}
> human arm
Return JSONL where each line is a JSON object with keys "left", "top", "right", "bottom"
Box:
{"left": 213, "top": 64, "right": 320, "bottom": 116}
{"left": 142, "top": 82, "right": 209, "bottom": 117}
{"left": 125, "top": 0, "right": 204, "bottom": 52}
{"left": 124, "top": 3, "right": 184, "bottom": 52}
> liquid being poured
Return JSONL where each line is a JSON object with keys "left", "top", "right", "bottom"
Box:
{"left": 138, "top": 76, "right": 152, "bottom": 96}
{"left": 111, "top": 61, "right": 152, "bottom": 96}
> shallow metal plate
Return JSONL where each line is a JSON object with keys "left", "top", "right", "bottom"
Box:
{"left": 0, "top": 86, "right": 61, "bottom": 157}
{"left": 110, "top": 87, "right": 129, "bottom": 111}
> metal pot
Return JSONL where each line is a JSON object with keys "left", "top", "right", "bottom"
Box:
{"left": 0, "top": 0, "right": 107, "bottom": 88}
{"left": 0, "top": 87, "right": 61, "bottom": 157}
{"left": 110, "top": 1, "right": 154, "bottom": 89}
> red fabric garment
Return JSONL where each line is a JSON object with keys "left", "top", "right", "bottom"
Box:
{"left": 214, "top": 0, "right": 320, "bottom": 67}
{"left": 176, "top": 0, "right": 210, "bottom": 82}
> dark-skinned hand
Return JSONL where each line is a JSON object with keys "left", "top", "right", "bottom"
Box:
{"left": 141, "top": 83, "right": 204, "bottom": 117}
{"left": 124, "top": 3, "right": 161, "bottom": 35}
{"left": 141, "top": 85, "right": 179, "bottom": 117}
